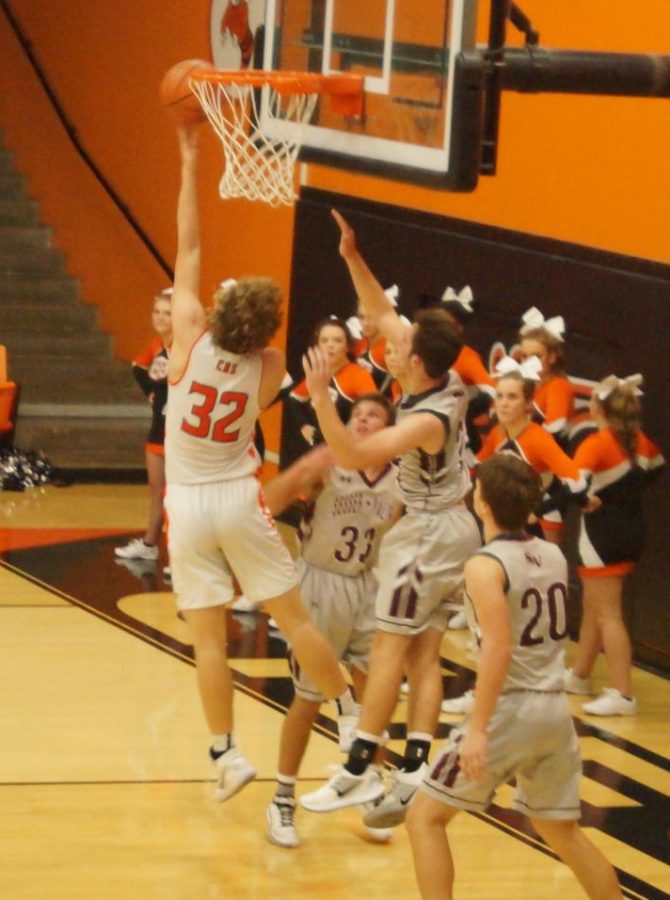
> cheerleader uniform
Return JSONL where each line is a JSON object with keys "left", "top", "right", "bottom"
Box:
{"left": 531, "top": 375, "right": 577, "bottom": 449}
{"left": 477, "top": 421, "right": 587, "bottom": 533}
{"left": 574, "top": 428, "right": 664, "bottom": 577}
{"left": 453, "top": 344, "right": 496, "bottom": 455}
{"left": 132, "top": 336, "right": 169, "bottom": 454}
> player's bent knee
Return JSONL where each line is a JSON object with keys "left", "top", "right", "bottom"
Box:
{"left": 529, "top": 817, "right": 578, "bottom": 848}
{"left": 407, "top": 792, "right": 455, "bottom": 833}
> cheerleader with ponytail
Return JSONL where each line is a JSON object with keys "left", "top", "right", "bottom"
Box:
{"left": 565, "top": 374, "right": 665, "bottom": 716}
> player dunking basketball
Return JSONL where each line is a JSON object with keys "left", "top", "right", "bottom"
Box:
{"left": 406, "top": 454, "right": 621, "bottom": 900}
{"left": 165, "top": 126, "right": 357, "bottom": 802}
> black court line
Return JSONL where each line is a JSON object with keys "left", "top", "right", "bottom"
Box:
{"left": 0, "top": 776, "right": 326, "bottom": 788}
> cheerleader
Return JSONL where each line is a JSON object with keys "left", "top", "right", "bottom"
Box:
{"left": 566, "top": 375, "right": 665, "bottom": 716}
{"left": 288, "top": 317, "right": 376, "bottom": 447}
{"left": 115, "top": 287, "right": 172, "bottom": 562}
{"left": 477, "top": 356, "right": 587, "bottom": 537}
{"left": 518, "top": 306, "right": 578, "bottom": 448}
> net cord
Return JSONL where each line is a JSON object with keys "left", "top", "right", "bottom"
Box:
{"left": 191, "top": 80, "right": 319, "bottom": 207}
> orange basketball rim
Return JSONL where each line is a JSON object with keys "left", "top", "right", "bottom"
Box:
{"left": 189, "top": 68, "right": 364, "bottom": 207}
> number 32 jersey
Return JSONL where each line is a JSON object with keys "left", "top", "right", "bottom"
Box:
{"left": 466, "top": 534, "right": 569, "bottom": 693}
{"left": 299, "top": 464, "right": 402, "bottom": 577}
{"left": 165, "top": 331, "right": 262, "bottom": 484}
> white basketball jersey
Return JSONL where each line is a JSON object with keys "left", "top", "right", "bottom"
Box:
{"left": 466, "top": 535, "right": 569, "bottom": 692}
{"left": 165, "top": 331, "right": 262, "bottom": 484}
{"left": 299, "top": 464, "right": 402, "bottom": 577}
{"left": 397, "top": 370, "right": 471, "bottom": 511}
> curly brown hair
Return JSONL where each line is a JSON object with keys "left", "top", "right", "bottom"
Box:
{"left": 208, "top": 277, "right": 283, "bottom": 354}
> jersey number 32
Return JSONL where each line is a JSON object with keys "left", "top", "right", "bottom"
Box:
{"left": 181, "top": 382, "right": 248, "bottom": 443}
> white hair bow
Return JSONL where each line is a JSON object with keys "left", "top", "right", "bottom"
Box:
{"left": 595, "top": 373, "right": 644, "bottom": 401}
{"left": 158, "top": 286, "right": 173, "bottom": 299}
{"left": 520, "top": 306, "right": 565, "bottom": 342}
{"left": 385, "top": 285, "right": 412, "bottom": 324}
{"left": 219, "top": 278, "right": 238, "bottom": 292}
{"left": 384, "top": 284, "right": 400, "bottom": 307}
{"left": 495, "top": 354, "right": 543, "bottom": 381}
{"left": 345, "top": 315, "right": 363, "bottom": 339}
{"left": 441, "top": 285, "right": 474, "bottom": 313}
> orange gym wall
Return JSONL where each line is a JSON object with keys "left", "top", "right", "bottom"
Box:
{"left": 1, "top": 0, "right": 669, "bottom": 458}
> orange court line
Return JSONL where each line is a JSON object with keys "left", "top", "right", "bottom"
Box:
{"left": 0, "top": 527, "right": 134, "bottom": 553}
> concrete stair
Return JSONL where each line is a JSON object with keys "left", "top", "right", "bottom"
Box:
{"left": 0, "top": 140, "right": 149, "bottom": 471}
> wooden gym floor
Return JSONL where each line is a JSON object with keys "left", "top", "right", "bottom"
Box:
{"left": 1, "top": 484, "right": 669, "bottom": 900}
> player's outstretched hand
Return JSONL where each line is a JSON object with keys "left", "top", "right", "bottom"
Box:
{"left": 331, "top": 209, "right": 357, "bottom": 260}
{"left": 303, "top": 346, "right": 331, "bottom": 403}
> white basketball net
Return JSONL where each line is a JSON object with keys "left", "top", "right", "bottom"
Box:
{"left": 191, "top": 78, "right": 320, "bottom": 207}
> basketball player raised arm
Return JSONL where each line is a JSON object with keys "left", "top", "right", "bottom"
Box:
{"left": 304, "top": 211, "right": 447, "bottom": 471}
{"left": 331, "top": 209, "right": 411, "bottom": 351}
{"left": 171, "top": 125, "right": 286, "bottom": 405}
{"left": 170, "top": 126, "right": 207, "bottom": 381}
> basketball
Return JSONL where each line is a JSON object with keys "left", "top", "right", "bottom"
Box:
{"left": 159, "top": 59, "right": 215, "bottom": 125}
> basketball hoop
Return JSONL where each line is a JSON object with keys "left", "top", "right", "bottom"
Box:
{"left": 190, "top": 69, "right": 363, "bottom": 207}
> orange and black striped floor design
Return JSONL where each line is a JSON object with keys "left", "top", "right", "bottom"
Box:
{"left": 1, "top": 484, "right": 668, "bottom": 900}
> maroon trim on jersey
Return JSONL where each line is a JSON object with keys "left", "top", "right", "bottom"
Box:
{"left": 168, "top": 329, "right": 209, "bottom": 387}
{"left": 399, "top": 376, "right": 449, "bottom": 410}
{"left": 471, "top": 550, "right": 511, "bottom": 593}
{"left": 489, "top": 531, "right": 535, "bottom": 543}
{"left": 357, "top": 462, "right": 394, "bottom": 488}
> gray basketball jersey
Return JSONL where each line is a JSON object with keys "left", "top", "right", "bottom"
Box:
{"left": 299, "top": 464, "right": 402, "bottom": 577}
{"left": 465, "top": 534, "right": 569, "bottom": 692}
{"left": 397, "top": 370, "right": 471, "bottom": 511}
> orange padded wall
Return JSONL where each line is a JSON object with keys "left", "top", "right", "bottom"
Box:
{"left": 1, "top": 0, "right": 669, "bottom": 459}
{"left": 307, "top": 0, "right": 670, "bottom": 264}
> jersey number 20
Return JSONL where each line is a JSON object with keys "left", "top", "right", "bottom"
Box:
{"left": 520, "top": 583, "right": 568, "bottom": 646}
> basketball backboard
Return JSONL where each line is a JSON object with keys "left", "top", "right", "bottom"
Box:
{"left": 263, "top": 0, "right": 481, "bottom": 189}
{"left": 210, "top": 0, "right": 483, "bottom": 191}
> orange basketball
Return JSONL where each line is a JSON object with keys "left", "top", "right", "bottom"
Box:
{"left": 159, "top": 59, "right": 215, "bottom": 125}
